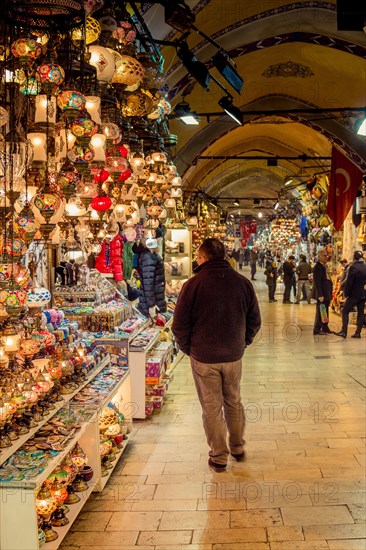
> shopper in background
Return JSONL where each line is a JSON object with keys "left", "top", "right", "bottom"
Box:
{"left": 295, "top": 254, "right": 313, "bottom": 304}
{"left": 264, "top": 260, "right": 278, "bottom": 302}
{"left": 238, "top": 248, "right": 245, "bottom": 270}
{"left": 312, "top": 248, "right": 333, "bottom": 335}
{"left": 259, "top": 250, "right": 266, "bottom": 268}
{"left": 249, "top": 248, "right": 258, "bottom": 280}
{"left": 290, "top": 256, "right": 297, "bottom": 301}
{"left": 336, "top": 251, "right": 366, "bottom": 339}
{"left": 282, "top": 255, "right": 296, "bottom": 303}
{"left": 172, "top": 238, "right": 261, "bottom": 473}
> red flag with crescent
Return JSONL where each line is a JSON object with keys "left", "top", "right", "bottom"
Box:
{"left": 326, "top": 146, "right": 363, "bottom": 231}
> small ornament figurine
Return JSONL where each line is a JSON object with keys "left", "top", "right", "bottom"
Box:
{"left": 79, "top": 264, "right": 90, "bottom": 286}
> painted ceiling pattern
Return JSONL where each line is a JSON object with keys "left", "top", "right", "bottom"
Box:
{"left": 142, "top": 0, "right": 366, "bottom": 212}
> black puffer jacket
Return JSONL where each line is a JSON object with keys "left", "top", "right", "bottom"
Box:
{"left": 137, "top": 249, "right": 167, "bottom": 316}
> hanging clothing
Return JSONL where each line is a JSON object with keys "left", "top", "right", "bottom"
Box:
{"left": 135, "top": 247, "right": 166, "bottom": 316}
{"left": 123, "top": 241, "right": 134, "bottom": 281}
{"left": 95, "top": 240, "right": 113, "bottom": 276}
{"left": 110, "top": 233, "right": 124, "bottom": 282}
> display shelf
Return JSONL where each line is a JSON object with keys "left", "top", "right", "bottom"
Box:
{"left": 0, "top": 355, "right": 110, "bottom": 467}
{"left": 0, "top": 356, "right": 132, "bottom": 550}
{"left": 43, "top": 482, "right": 96, "bottom": 550}
{"left": 99, "top": 438, "right": 129, "bottom": 491}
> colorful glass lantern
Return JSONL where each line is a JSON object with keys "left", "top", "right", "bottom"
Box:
{"left": 33, "top": 187, "right": 62, "bottom": 221}
{"left": 20, "top": 337, "right": 41, "bottom": 358}
{"left": 57, "top": 90, "right": 86, "bottom": 118}
{"left": 27, "top": 286, "right": 51, "bottom": 308}
{"left": 90, "top": 195, "right": 112, "bottom": 211}
{"left": 67, "top": 144, "right": 95, "bottom": 164}
{"left": 36, "top": 486, "right": 57, "bottom": 517}
{"left": 71, "top": 115, "right": 99, "bottom": 140}
{"left": 89, "top": 45, "right": 115, "bottom": 83}
{"left": 13, "top": 209, "right": 40, "bottom": 243}
{"left": 20, "top": 77, "right": 41, "bottom": 96}
{"left": 35, "top": 63, "right": 65, "bottom": 93}
{"left": 57, "top": 166, "right": 80, "bottom": 199}
{"left": 1, "top": 238, "right": 27, "bottom": 258}
{"left": 70, "top": 443, "right": 87, "bottom": 471}
{"left": 0, "top": 286, "right": 28, "bottom": 316}
{"left": 11, "top": 38, "right": 42, "bottom": 64}
{"left": 71, "top": 17, "right": 101, "bottom": 44}
{"left": 105, "top": 154, "right": 128, "bottom": 174}
{"left": 111, "top": 55, "right": 144, "bottom": 86}
{"left": 112, "top": 21, "right": 136, "bottom": 46}
{"left": 122, "top": 90, "right": 153, "bottom": 117}
{"left": 92, "top": 168, "right": 109, "bottom": 183}
{"left": 47, "top": 359, "right": 63, "bottom": 380}
{"left": 0, "top": 262, "right": 20, "bottom": 286}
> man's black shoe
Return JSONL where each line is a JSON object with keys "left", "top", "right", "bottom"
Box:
{"left": 231, "top": 452, "right": 245, "bottom": 462}
{"left": 335, "top": 331, "right": 347, "bottom": 338}
{"left": 208, "top": 458, "right": 226, "bottom": 472}
{"left": 351, "top": 333, "right": 361, "bottom": 338}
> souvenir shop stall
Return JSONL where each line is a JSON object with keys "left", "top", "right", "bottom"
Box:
{"left": 268, "top": 217, "right": 301, "bottom": 260}
{"left": 0, "top": 0, "right": 188, "bottom": 547}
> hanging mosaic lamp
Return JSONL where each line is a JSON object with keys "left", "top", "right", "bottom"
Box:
{"left": 11, "top": 37, "right": 42, "bottom": 65}
{"left": 71, "top": 16, "right": 101, "bottom": 45}
{"left": 57, "top": 90, "right": 86, "bottom": 118}
{"left": 71, "top": 114, "right": 99, "bottom": 144}
{"left": 27, "top": 284, "right": 51, "bottom": 309}
{"left": 35, "top": 63, "right": 65, "bottom": 94}
{"left": 13, "top": 205, "right": 40, "bottom": 244}
{"left": 33, "top": 182, "right": 62, "bottom": 222}
{"left": 111, "top": 55, "right": 145, "bottom": 86}
{"left": 89, "top": 45, "right": 116, "bottom": 83}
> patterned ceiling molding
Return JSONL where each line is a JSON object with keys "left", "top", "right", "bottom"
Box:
{"left": 168, "top": 32, "right": 366, "bottom": 100}
{"left": 166, "top": 2, "right": 337, "bottom": 78}
{"left": 262, "top": 61, "right": 314, "bottom": 78}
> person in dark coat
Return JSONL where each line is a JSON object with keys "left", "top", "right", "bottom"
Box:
{"left": 133, "top": 239, "right": 166, "bottom": 317}
{"left": 249, "top": 248, "right": 258, "bottom": 280}
{"left": 264, "top": 260, "right": 278, "bottom": 302}
{"left": 336, "top": 251, "right": 366, "bottom": 338}
{"left": 312, "top": 248, "right": 333, "bottom": 335}
{"left": 172, "top": 238, "right": 261, "bottom": 473}
{"left": 282, "top": 255, "right": 296, "bottom": 303}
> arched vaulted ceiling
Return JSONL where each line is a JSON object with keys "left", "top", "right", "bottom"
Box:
{"left": 143, "top": 0, "right": 366, "bottom": 215}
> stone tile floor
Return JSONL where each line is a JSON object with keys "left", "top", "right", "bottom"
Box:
{"left": 62, "top": 268, "right": 366, "bottom": 550}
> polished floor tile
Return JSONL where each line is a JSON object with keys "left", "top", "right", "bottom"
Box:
{"left": 62, "top": 268, "right": 366, "bottom": 549}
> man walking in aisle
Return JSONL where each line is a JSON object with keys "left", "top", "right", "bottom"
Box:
{"left": 172, "top": 238, "right": 261, "bottom": 472}
{"left": 313, "top": 248, "right": 333, "bottom": 335}
{"left": 336, "top": 250, "right": 366, "bottom": 338}
{"left": 249, "top": 248, "right": 258, "bottom": 280}
{"left": 282, "top": 255, "right": 296, "bottom": 303}
{"left": 295, "top": 254, "right": 312, "bottom": 304}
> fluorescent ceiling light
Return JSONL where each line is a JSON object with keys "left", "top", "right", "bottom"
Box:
{"left": 274, "top": 201, "right": 280, "bottom": 210}
{"left": 258, "top": 211, "right": 263, "bottom": 218}
{"left": 285, "top": 179, "right": 293, "bottom": 186}
{"left": 356, "top": 116, "right": 366, "bottom": 136}
{"left": 218, "top": 96, "right": 243, "bottom": 125}
{"left": 233, "top": 198, "right": 240, "bottom": 206}
{"left": 180, "top": 114, "right": 199, "bottom": 125}
{"left": 173, "top": 101, "right": 200, "bottom": 125}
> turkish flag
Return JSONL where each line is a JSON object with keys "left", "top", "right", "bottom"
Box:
{"left": 326, "top": 146, "right": 363, "bottom": 230}
{"left": 249, "top": 221, "right": 257, "bottom": 234}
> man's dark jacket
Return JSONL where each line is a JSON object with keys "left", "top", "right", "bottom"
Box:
{"left": 282, "top": 260, "right": 295, "bottom": 282}
{"left": 312, "top": 261, "right": 332, "bottom": 301}
{"left": 344, "top": 260, "right": 366, "bottom": 299}
{"left": 172, "top": 259, "right": 261, "bottom": 363}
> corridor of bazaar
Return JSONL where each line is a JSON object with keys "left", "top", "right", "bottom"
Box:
{"left": 0, "top": 0, "right": 365, "bottom": 549}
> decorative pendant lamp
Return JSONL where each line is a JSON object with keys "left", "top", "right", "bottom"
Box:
{"left": 71, "top": 114, "right": 99, "bottom": 145}
{"left": 90, "top": 193, "right": 112, "bottom": 212}
{"left": 11, "top": 37, "right": 42, "bottom": 66}
{"left": 85, "top": 96, "right": 102, "bottom": 124}
{"left": 13, "top": 205, "right": 40, "bottom": 244}
{"left": 35, "top": 95, "right": 57, "bottom": 125}
{"left": 57, "top": 90, "right": 86, "bottom": 118}
{"left": 88, "top": 45, "right": 116, "bottom": 83}
{"left": 111, "top": 55, "right": 144, "bottom": 86}
{"left": 35, "top": 63, "right": 65, "bottom": 95}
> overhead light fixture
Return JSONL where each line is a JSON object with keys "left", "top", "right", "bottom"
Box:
{"left": 285, "top": 178, "right": 293, "bottom": 186}
{"left": 258, "top": 211, "right": 263, "bottom": 218}
{"left": 233, "top": 198, "right": 240, "bottom": 206}
{"left": 267, "top": 158, "right": 278, "bottom": 166}
{"left": 177, "top": 43, "right": 211, "bottom": 91}
{"left": 211, "top": 51, "right": 243, "bottom": 95}
{"left": 173, "top": 101, "right": 199, "bottom": 125}
{"left": 356, "top": 115, "right": 366, "bottom": 136}
{"left": 218, "top": 96, "right": 243, "bottom": 125}
{"left": 274, "top": 201, "right": 280, "bottom": 210}
{"left": 164, "top": 1, "right": 195, "bottom": 32}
